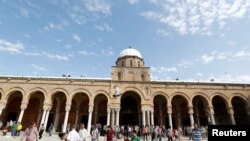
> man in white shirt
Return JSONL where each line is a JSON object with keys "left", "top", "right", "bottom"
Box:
{"left": 79, "top": 123, "right": 88, "bottom": 141}
{"left": 67, "top": 125, "right": 80, "bottom": 141}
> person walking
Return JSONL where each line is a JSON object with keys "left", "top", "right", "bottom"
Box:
{"left": 106, "top": 126, "right": 114, "bottom": 141}
{"left": 48, "top": 123, "right": 53, "bottom": 136}
{"left": 21, "top": 121, "right": 39, "bottom": 141}
{"left": 192, "top": 123, "right": 203, "bottom": 141}
{"left": 79, "top": 123, "right": 87, "bottom": 141}
{"left": 67, "top": 125, "right": 80, "bottom": 141}
{"left": 16, "top": 122, "right": 22, "bottom": 136}
{"left": 39, "top": 124, "right": 45, "bottom": 139}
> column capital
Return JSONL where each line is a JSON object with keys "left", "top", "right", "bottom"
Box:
{"left": 107, "top": 108, "right": 111, "bottom": 113}
{"left": 188, "top": 107, "right": 194, "bottom": 114}
{"left": 65, "top": 104, "right": 71, "bottom": 111}
{"left": 21, "top": 103, "right": 28, "bottom": 110}
{"left": 167, "top": 106, "right": 172, "bottom": 114}
{"left": 88, "top": 106, "right": 93, "bottom": 112}
{"left": 209, "top": 107, "right": 214, "bottom": 114}
{"left": 227, "top": 107, "right": 234, "bottom": 115}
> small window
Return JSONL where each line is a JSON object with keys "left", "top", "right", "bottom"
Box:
{"left": 130, "top": 60, "right": 133, "bottom": 67}
{"left": 138, "top": 61, "right": 140, "bottom": 67}
{"left": 141, "top": 74, "right": 145, "bottom": 81}
{"left": 118, "top": 72, "right": 122, "bottom": 80}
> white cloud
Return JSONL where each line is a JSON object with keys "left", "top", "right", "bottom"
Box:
{"left": 156, "top": 29, "right": 171, "bottom": 37}
{"left": 128, "top": 0, "right": 140, "bottom": 5}
{"left": 0, "top": 39, "right": 25, "bottom": 54}
{"left": 226, "top": 41, "right": 236, "bottom": 46}
{"left": 94, "top": 24, "right": 113, "bottom": 32}
{"left": 101, "top": 47, "right": 113, "bottom": 56}
{"left": 207, "top": 74, "right": 250, "bottom": 83}
{"left": 43, "top": 22, "right": 64, "bottom": 31}
{"left": 200, "top": 50, "right": 250, "bottom": 64}
{"left": 84, "top": 0, "right": 111, "bottom": 16}
{"left": 24, "top": 34, "right": 30, "bottom": 38}
{"left": 41, "top": 51, "right": 69, "bottom": 61}
{"left": 72, "top": 34, "right": 81, "bottom": 42}
{"left": 64, "top": 44, "right": 72, "bottom": 49}
{"left": 141, "top": 0, "right": 250, "bottom": 35}
{"left": 196, "top": 73, "right": 203, "bottom": 77}
{"left": 234, "top": 50, "right": 250, "bottom": 57}
{"left": 31, "top": 64, "right": 47, "bottom": 71}
{"left": 78, "top": 50, "right": 98, "bottom": 56}
{"left": 178, "top": 60, "right": 195, "bottom": 68}
{"left": 152, "top": 66, "right": 177, "bottom": 74}
{"left": 201, "top": 54, "right": 215, "bottom": 64}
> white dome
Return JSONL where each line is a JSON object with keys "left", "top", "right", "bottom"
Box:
{"left": 119, "top": 47, "right": 142, "bottom": 58}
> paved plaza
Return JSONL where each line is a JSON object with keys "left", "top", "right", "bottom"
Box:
{"left": 0, "top": 131, "right": 208, "bottom": 141}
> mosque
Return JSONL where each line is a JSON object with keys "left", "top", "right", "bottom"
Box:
{"left": 0, "top": 47, "right": 249, "bottom": 134}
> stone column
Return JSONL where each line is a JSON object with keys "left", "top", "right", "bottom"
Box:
{"left": 107, "top": 108, "right": 111, "bottom": 126}
{"left": 159, "top": 107, "right": 163, "bottom": 125}
{"left": 116, "top": 109, "right": 120, "bottom": 126}
{"left": 196, "top": 112, "right": 200, "bottom": 126}
{"left": 228, "top": 107, "right": 236, "bottom": 125}
{"left": 167, "top": 106, "right": 173, "bottom": 130}
{"left": 53, "top": 109, "right": 60, "bottom": 132}
{"left": 63, "top": 105, "right": 71, "bottom": 132}
{"left": 94, "top": 107, "right": 98, "bottom": 124}
{"left": 39, "top": 109, "right": 46, "bottom": 126}
{"left": 142, "top": 110, "right": 146, "bottom": 126}
{"left": 188, "top": 107, "right": 194, "bottom": 127}
{"left": 18, "top": 103, "right": 27, "bottom": 122}
{"left": 44, "top": 110, "right": 50, "bottom": 130}
{"left": 87, "top": 105, "right": 93, "bottom": 136}
{"left": 75, "top": 110, "right": 79, "bottom": 125}
{"left": 147, "top": 110, "right": 150, "bottom": 125}
{"left": 151, "top": 110, "right": 154, "bottom": 126}
{"left": 111, "top": 109, "right": 115, "bottom": 127}
{"left": 209, "top": 107, "right": 215, "bottom": 125}
{"left": 36, "top": 108, "right": 42, "bottom": 126}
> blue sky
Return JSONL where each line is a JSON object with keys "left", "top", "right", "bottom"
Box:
{"left": 0, "top": 0, "right": 250, "bottom": 83}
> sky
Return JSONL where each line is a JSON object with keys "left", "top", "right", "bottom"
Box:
{"left": 0, "top": 0, "right": 250, "bottom": 83}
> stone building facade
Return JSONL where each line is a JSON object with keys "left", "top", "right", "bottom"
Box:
{"left": 0, "top": 48, "right": 249, "bottom": 135}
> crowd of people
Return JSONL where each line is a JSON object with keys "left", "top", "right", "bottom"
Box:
{"left": 0, "top": 120, "right": 207, "bottom": 141}
{"left": 57, "top": 123, "right": 207, "bottom": 141}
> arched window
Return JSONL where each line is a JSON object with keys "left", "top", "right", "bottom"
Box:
{"left": 138, "top": 61, "right": 140, "bottom": 67}
{"left": 130, "top": 60, "right": 133, "bottom": 67}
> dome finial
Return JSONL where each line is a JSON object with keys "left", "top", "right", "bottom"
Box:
{"left": 129, "top": 46, "right": 131, "bottom": 49}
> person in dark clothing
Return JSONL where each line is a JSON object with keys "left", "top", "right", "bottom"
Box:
{"left": 106, "top": 126, "right": 114, "bottom": 141}
{"left": 39, "top": 124, "right": 45, "bottom": 139}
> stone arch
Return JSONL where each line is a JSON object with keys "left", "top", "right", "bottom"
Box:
{"left": 68, "top": 92, "right": 90, "bottom": 128}
{"left": 49, "top": 88, "right": 69, "bottom": 105}
{"left": 93, "top": 90, "right": 110, "bottom": 104}
{"left": 93, "top": 93, "right": 108, "bottom": 125}
{"left": 48, "top": 91, "right": 68, "bottom": 131}
{"left": 171, "top": 93, "right": 190, "bottom": 127}
{"left": 210, "top": 92, "right": 229, "bottom": 107}
{"left": 151, "top": 91, "right": 169, "bottom": 106}
{"left": 191, "top": 93, "right": 210, "bottom": 126}
{"left": 153, "top": 94, "right": 168, "bottom": 126}
{"left": 230, "top": 94, "right": 249, "bottom": 124}
{"left": 120, "top": 90, "right": 141, "bottom": 125}
{"left": 5, "top": 87, "right": 26, "bottom": 102}
{"left": 70, "top": 89, "right": 91, "bottom": 104}
{"left": 122, "top": 86, "right": 145, "bottom": 101}
{"left": 229, "top": 93, "right": 248, "bottom": 106}
{"left": 22, "top": 90, "right": 46, "bottom": 129}
{"left": 170, "top": 92, "right": 190, "bottom": 106}
{"left": 27, "top": 87, "right": 47, "bottom": 102}
{"left": 211, "top": 94, "right": 231, "bottom": 124}
{"left": 1, "top": 89, "right": 24, "bottom": 127}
